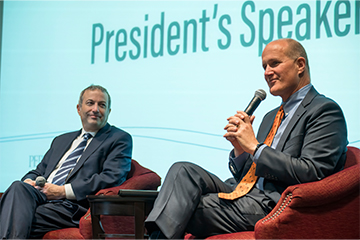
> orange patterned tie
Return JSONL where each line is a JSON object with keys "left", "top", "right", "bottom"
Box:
{"left": 218, "top": 105, "right": 284, "bottom": 200}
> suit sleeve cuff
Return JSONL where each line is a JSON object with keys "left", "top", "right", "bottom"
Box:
{"left": 229, "top": 149, "right": 250, "bottom": 175}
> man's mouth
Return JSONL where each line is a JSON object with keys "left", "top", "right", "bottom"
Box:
{"left": 267, "top": 78, "right": 278, "bottom": 85}
{"left": 88, "top": 114, "right": 101, "bottom": 119}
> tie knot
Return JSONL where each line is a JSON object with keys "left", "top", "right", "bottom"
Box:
{"left": 279, "top": 105, "right": 284, "bottom": 112}
{"left": 83, "top": 133, "right": 92, "bottom": 140}
{"left": 276, "top": 105, "right": 284, "bottom": 120}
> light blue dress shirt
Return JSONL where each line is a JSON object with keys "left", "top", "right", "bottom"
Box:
{"left": 229, "top": 84, "right": 312, "bottom": 190}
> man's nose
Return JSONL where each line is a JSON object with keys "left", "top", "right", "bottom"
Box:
{"left": 92, "top": 103, "right": 100, "bottom": 112}
{"left": 264, "top": 65, "right": 273, "bottom": 78}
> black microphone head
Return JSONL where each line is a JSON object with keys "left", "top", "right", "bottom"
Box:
{"left": 244, "top": 89, "right": 267, "bottom": 115}
{"left": 254, "top": 89, "right": 266, "bottom": 101}
{"left": 35, "top": 176, "right": 46, "bottom": 187}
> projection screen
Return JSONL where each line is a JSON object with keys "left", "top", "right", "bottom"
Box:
{"left": 0, "top": 0, "right": 359, "bottom": 192}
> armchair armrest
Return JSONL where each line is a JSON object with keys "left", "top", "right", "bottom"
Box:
{"left": 95, "top": 171, "right": 161, "bottom": 196}
{"left": 255, "top": 165, "right": 360, "bottom": 239}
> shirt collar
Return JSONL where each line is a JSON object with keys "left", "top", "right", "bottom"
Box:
{"left": 80, "top": 129, "right": 97, "bottom": 138}
{"left": 282, "top": 83, "right": 312, "bottom": 117}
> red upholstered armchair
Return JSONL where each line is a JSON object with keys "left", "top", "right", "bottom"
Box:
{"left": 186, "top": 146, "right": 360, "bottom": 239}
{"left": 43, "top": 159, "right": 161, "bottom": 239}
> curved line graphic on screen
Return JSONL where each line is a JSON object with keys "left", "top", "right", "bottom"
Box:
{"left": 0, "top": 127, "right": 230, "bottom": 151}
{"left": 1, "top": 127, "right": 358, "bottom": 148}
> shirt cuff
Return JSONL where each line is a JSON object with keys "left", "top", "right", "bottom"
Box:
{"left": 253, "top": 144, "right": 267, "bottom": 164}
{"left": 64, "top": 183, "right": 76, "bottom": 200}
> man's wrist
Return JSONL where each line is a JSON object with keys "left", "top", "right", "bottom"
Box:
{"left": 253, "top": 143, "right": 265, "bottom": 156}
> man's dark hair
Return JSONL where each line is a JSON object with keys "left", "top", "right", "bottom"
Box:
{"left": 78, "top": 85, "right": 111, "bottom": 109}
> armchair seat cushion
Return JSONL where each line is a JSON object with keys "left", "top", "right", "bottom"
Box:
{"left": 42, "top": 228, "right": 84, "bottom": 239}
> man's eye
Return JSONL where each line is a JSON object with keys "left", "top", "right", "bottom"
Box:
{"left": 270, "top": 61, "right": 280, "bottom": 67}
{"left": 86, "top": 101, "right": 94, "bottom": 105}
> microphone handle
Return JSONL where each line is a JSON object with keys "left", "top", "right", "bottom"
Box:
{"left": 244, "top": 97, "right": 262, "bottom": 116}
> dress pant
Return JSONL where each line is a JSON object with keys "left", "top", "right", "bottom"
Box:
{"left": 145, "top": 162, "right": 275, "bottom": 239}
{"left": 0, "top": 181, "right": 86, "bottom": 239}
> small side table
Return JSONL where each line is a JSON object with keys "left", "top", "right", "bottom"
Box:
{"left": 88, "top": 189, "right": 159, "bottom": 239}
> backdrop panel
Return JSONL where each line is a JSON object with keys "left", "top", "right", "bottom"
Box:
{"left": 1, "top": 0, "right": 359, "bottom": 191}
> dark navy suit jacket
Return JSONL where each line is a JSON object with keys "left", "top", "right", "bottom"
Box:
{"left": 22, "top": 123, "right": 133, "bottom": 208}
{"left": 231, "top": 87, "right": 348, "bottom": 204}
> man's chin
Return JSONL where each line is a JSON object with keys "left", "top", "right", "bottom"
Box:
{"left": 84, "top": 122, "right": 103, "bottom": 132}
{"left": 269, "top": 89, "right": 279, "bottom": 96}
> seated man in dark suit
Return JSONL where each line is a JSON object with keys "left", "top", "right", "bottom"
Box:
{"left": 145, "top": 38, "right": 348, "bottom": 239}
{"left": 0, "top": 85, "right": 133, "bottom": 239}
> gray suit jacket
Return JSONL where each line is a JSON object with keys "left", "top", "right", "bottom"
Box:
{"left": 231, "top": 87, "right": 348, "bottom": 203}
{"left": 22, "top": 123, "right": 133, "bottom": 208}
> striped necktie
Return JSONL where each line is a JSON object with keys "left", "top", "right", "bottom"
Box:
{"left": 218, "top": 105, "right": 284, "bottom": 200}
{"left": 52, "top": 133, "right": 92, "bottom": 186}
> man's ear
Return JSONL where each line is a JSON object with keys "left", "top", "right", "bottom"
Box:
{"left": 77, "top": 104, "right": 81, "bottom": 114}
{"left": 297, "top": 57, "right": 306, "bottom": 76}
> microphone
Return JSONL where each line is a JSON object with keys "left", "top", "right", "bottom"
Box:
{"left": 35, "top": 176, "right": 46, "bottom": 187}
{"left": 244, "top": 89, "right": 267, "bottom": 116}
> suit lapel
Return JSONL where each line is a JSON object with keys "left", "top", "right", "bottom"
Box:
{"left": 67, "top": 123, "right": 111, "bottom": 180}
{"left": 44, "top": 131, "right": 81, "bottom": 178}
{"left": 257, "top": 109, "right": 278, "bottom": 143}
{"left": 276, "top": 87, "right": 319, "bottom": 150}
